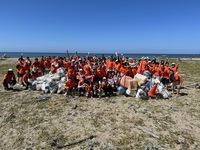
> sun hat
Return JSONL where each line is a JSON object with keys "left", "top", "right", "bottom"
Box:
{"left": 8, "top": 68, "right": 13, "bottom": 72}
{"left": 130, "top": 63, "right": 137, "bottom": 68}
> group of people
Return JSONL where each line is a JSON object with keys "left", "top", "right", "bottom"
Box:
{"left": 2, "top": 51, "right": 182, "bottom": 97}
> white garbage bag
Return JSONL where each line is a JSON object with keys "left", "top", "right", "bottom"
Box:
{"left": 156, "top": 83, "right": 170, "bottom": 99}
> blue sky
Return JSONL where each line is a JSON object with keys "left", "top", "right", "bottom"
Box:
{"left": 0, "top": 0, "right": 200, "bottom": 54}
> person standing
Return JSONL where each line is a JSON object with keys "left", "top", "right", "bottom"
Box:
{"left": 169, "top": 70, "right": 183, "bottom": 97}
{"left": 16, "top": 58, "right": 25, "bottom": 84}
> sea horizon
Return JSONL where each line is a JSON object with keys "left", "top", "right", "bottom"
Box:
{"left": 1, "top": 51, "right": 200, "bottom": 59}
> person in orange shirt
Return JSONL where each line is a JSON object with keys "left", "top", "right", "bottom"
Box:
{"left": 131, "top": 63, "right": 137, "bottom": 77}
{"left": 65, "top": 77, "right": 76, "bottom": 97}
{"left": 38, "top": 56, "right": 45, "bottom": 75}
{"left": 67, "top": 66, "right": 76, "bottom": 80}
{"left": 169, "top": 70, "right": 183, "bottom": 97}
{"left": 22, "top": 70, "right": 32, "bottom": 90}
{"left": 141, "top": 57, "right": 149, "bottom": 73}
{"left": 85, "top": 82, "right": 93, "bottom": 98}
{"left": 31, "top": 68, "right": 41, "bottom": 79}
{"left": 106, "top": 57, "right": 114, "bottom": 72}
{"left": 143, "top": 65, "right": 151, "bottom": 78}
{"left": 119, "top": 63, "right": 128, "bottom": 75}
{"left": 31, "top": 58, "right": 40, "bottom": 69}
{"left": 16, "top": 58, "right": 26, "bottom": 84}
{"left": 2, "top": 69, "right": 16, "bottom": 90}
{"left": 58, "top": 57, "right": 64, "bottom": 67}
{"left": 44, "top": 57, "right": 51, "bottom": 74}
{"left": 153, "top": 62, "right": 162, "bottom": 80}
{"left": 97, "top": 62, "right": 107, "bottom": 78}
{"left": 98, "top": 77, "right": 113, "bottom": 97}
{"left": 24, "top": 56, "right": 32, "bottom": 71}
{"left": 77, "top": 76, "right": 87, "bottom": 97}
{"left": 170, "top": 62, "right": 178, "bottom": 73}
{"left": 160, "top": 64, "right": 170, "bottom": 88}
{"left": 114, "top": 60, "right": 121, "bottom": 72}
{"left": 50, "top": 58, "right": 60, "bottom": 73}
{"left": 126, "top": 66, "right": 134, "bottom": 77}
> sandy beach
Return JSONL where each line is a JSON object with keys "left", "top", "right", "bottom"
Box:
{"left": 0, "top": 58, "right": 200, "bottom": 150}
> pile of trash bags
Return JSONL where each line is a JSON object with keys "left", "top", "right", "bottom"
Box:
{"left": 28, "top": 67, "right": 171, "bottom": 99}
{"left": 29, "top": 68, "right": 66, "bottom": 94}
{"left": 118, "top": 73, "right": 171, "bottom": 99}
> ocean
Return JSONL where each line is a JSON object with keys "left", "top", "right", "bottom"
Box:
{"left": 0, "top": 52, "right": 200, "bottom": 59}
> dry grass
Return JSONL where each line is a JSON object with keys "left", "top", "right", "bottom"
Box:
{"left": 0, "top": 58, "right": 200, "bottom": 150}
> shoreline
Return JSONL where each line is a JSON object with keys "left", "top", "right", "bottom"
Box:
{"left": 1, "top": 57, "right": 200, "bottom": 61}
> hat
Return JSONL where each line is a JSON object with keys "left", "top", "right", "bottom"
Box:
{"left": 102, "top": 77, "right": 106, "bottom": 80}
{"left": 8, "top": 68, "right": 13, "bottom": 72}
{"left": 79, "top": 58, "right": 82, "bottom": 61}
{"left": 72, "top": 59, "right": 75, "bottom": 62}
{"left": 172, "top": 62, "right": 175, "bottom": 65}
{"left": 130, "top": 63, "right": 137, "bottom": 68}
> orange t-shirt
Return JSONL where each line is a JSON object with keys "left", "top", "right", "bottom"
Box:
{"left": 2, "top": 73, "right": 16, "bottom": 83}
{"left": 16, "top": 61, "right": 25, "bottom": 75}
{"left": 171, "top": 66, "right": 178, "bottom": 73}
{"left": 67, "top": 69, "right": 76, "bottom": 78}
{"left": 65, "top": 80, "right": 75, "bottom": 89}
{"left": 162, "top": 67, "right": 170, "bottom": 78}
{"left": 119, "top": 66, "right": 128, "bottom": 75}
{"left": 131, "top": 68, "right": 137, "bottom": 76}
{"left": 126, "top": 69, "right": 134, "bottom": 77}
{"left": 32, "top": 61, "right": 40, "bottom": 68}
{"left": 106, "top": 60, "right": 114, "bottom": 70}
{"left": 114, "top": 63, "right": 121, "bottom": 72}
{"left": 22, "top": 74, "right": 32, "bottom": 83}
{"left": 154, "top": 67, "right": 162, "bottom": 77}
{"left": 142, "top": 61, "right": 149, "bottom": 72}
{"left": 44, "top": 60, "right": 51, "bottom": 69}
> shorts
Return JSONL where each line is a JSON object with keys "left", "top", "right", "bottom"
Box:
{"left": 161, "top": 78, "right": 169, "bottom": 85}
{"left": 17, "top": 72, "right": 24, "bottom": 77}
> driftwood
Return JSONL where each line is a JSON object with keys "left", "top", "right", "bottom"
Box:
{"left": 136, "top": 126, "right": 159, "bottom": 139}
{"left": 50, "top": 135, "right": 96, "bottom": 149}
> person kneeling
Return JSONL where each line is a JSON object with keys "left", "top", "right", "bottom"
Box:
{"left": 2, "top": 69, "right": 16, "bottom": 90}
{"left": 22, "top": 70, "right": 33, "bottom": 90}
{"left": 99, "top": 77, "right": 113, "bottom": 97}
